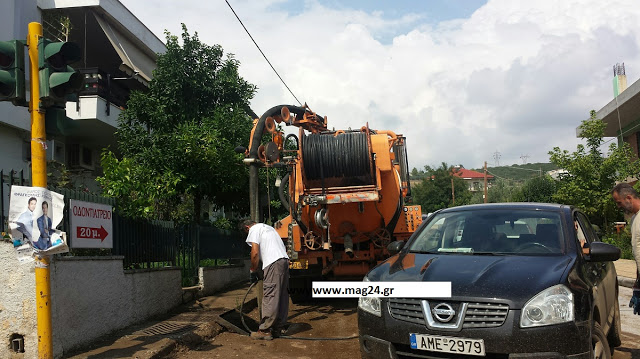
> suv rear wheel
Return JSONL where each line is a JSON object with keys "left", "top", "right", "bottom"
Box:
{"left": 592, "top": 322, "right": 611, "bottom": 359}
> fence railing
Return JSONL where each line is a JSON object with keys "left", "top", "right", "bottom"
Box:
{"left": 177, "top": 225, "right": 199, "bottom": 286}
{"left": 112, "top": 217, "right": 176, "bottom": 270}
{"left": 199, "top": 226, "right": 249, "bottom": 263}
{"left": 55, "top": 187, "right": 198, "bottom": 285}
{"left": 0, "top": 169, "right": 29, "bottom": 233}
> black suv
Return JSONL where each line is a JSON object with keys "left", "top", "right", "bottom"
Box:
{"left": 358, "top": 203, "right": 621, "bottom": 359}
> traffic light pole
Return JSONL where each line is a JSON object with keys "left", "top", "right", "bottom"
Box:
{"left": 27, "top": 22, "right": 53, "bottom": 359}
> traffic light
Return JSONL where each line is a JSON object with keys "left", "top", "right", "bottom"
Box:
{"left": 0, "top": 40, "right": 26, "bottom": 106}
{"left": 38, "top": 39, "right": 83, "bottom": 108}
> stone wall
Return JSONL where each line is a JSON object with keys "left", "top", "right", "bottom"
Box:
{"left": 0, "top": 244, "right": 182, "bottom": 358}
{"left": 199, "top": 260, "right": 250, "bottom": 296}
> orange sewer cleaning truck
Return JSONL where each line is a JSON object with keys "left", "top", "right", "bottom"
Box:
{"left": 244, "top": 104, "right": 422, "bottom": 299}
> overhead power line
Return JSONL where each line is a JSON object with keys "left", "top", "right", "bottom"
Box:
{"left": 224, "top": 0, "right": 303, "bottom": 106}
{"left": 506, "top": 167, "right": 543, "bottom": 173}
{"left": 487, "top": 170, "right": 524, "bottom": 183}
{"left": 486, "top": 170, "right": 523, "bottom": 183}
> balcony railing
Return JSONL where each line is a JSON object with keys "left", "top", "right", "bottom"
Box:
{"left": 78, "top": 68, "right": 130, "bottom": 111}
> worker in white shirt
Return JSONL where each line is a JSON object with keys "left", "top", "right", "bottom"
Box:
{"left": 239, "top": 219, "right": 290, "bottom": 339}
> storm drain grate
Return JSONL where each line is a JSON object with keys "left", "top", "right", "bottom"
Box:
{"left": 140, "top": 322, "right": 198, "bottom": 336}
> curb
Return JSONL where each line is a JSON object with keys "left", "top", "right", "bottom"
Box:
{"left": 146, "top": 321, "right": 225, "bottom": 359}
{"left": 147, "top": 338, "right": 179, "bottom": 359}
{"left": 619, "top": 276, "right": 636, "bottom": 288}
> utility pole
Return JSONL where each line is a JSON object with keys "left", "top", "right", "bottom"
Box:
{"left": 483, "top": 161, "right": 488, "bottom": 203}
{"left": 451, "top": 177, "right": 455, "bottom": 206}
{"left": 28, "top": 22, "right": 53, "bottom": 359}
{"left": 2, "top": 22, "right": 82, "bottom": 358}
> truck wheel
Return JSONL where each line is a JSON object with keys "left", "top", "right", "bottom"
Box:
{"left": 592, "top": 322, "right": 611, "bottom": 359}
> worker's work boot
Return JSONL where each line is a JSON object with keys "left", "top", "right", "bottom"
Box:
{"left": 250, "top": 330, "right": 273, "bottom": 340}
{"left": 271, "top": 327, "right": 285, "bottom": 338}
{"left": 272, "top": 323, "right": 290, "bottom": 338}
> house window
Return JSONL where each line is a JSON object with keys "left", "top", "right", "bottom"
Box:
{"left": 22, "top": 142, "right": 31, "bottom": 162}
{"left": 69, "top": 144, "right": 94, "bottom": 170}
{"left": 82, "top": 146, "right": 93, "bottom": 168}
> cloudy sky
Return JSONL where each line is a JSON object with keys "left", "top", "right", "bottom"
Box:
{"left": 120, "top": 0, "right": 640, "bottom": 171}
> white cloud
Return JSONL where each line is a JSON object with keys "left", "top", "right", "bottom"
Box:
{"left": 120, "top": 0, "right": 640, "bottom": 170}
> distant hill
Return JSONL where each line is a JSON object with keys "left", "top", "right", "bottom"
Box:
{"left": 409, "top": 163, "right": 559, "bottom": 183}
{"left": 474, "top": 163, "right": 559, "bottom": 182}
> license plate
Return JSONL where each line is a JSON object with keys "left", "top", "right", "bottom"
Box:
{"left": 289, "top": 259, "right": 308, "bottom": 270}
{"left": 410, "top": 333, "right": 485, "bottom": 356}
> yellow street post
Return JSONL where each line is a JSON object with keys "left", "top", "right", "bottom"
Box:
{"left": 27, "top": 21, "right": 53, "bottom": 358}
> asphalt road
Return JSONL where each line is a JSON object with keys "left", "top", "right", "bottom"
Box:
{"left": 166, "top": 288, "right": 640, "bottom": 359}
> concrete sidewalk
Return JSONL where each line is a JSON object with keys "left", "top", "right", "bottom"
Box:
{"left": 615, "top": 258, "right": 638, "bottom": 288}
{"left": 62, "top": 282, "right": 257, "bottom": 359}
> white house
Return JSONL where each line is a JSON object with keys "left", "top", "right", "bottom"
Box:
{"left": 0, "top": 0, "right": 165, "bottom": 192}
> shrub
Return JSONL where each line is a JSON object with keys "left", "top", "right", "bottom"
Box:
{"left": 601, "top": 228, "right": 632, "bottom": 260}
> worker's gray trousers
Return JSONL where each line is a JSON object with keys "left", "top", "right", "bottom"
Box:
{"left": 259, "top": 258, "right": 289, "bottom": 332}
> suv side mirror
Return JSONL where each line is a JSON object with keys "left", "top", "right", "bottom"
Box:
{"left": 387, "top": 240, "right": 405, "bottom": 255}
{"left": 586, "top": 242, "right": 620, "bottom": 262}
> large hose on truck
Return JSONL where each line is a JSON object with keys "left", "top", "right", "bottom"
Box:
{"left": 239, "top": 282, "right": 358, "bottom": 341}
{"left": 302, "top": 132, "right": 371, "bottom": 182}
{"left": 248, "top": 105, "right": 313, "bottom": 220}
{"left": 278, "top": 174, "right": 290, "bottom": 211}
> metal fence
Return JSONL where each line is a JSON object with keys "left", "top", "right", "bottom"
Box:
{"left": 55, "top": 188, "right": 201, "bottom": 286}
{"left": 199, "top": 226, "right": 249, "bottom": 264}
{"left": 1, "top": 170, "right": 248, "bottom": 286}
{"left": 0, "top": 169, "right": 29, "bottom": 233}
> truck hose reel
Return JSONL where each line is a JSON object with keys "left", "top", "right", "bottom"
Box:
{"left": 301, "top": 132, "right": 372, "bottom": 186}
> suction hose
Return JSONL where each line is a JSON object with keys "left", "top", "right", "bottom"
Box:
{"left": 239, "top": 282, "right": 358, "bottom": 341}
{"left": 278, "top": 175, "right": 290, "bottom": 211}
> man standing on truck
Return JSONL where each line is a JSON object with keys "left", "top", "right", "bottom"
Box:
{"left": 239, "top": 219, "right": 290, "bottom": 339}
{"left": 611, "top": 182, "right": 640, "bottom": 315}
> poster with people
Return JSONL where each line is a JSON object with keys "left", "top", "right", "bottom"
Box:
{"left": 8, "top": 185, "right": 68, "bottom": 262}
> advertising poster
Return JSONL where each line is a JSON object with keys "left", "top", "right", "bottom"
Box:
{"left": 8, "top": 185, "right": 68, "bottom": 263}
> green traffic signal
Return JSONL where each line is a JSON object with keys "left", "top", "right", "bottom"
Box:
{"left": 0, "top": 40, "right": 26, "bottom": 106}
{"left": 38, "top": 39, "right": 83, "bottom": 107}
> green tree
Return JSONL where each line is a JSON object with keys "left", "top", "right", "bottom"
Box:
{"left": 511, "top": 176, "right": 556, "bottom": 203}
{"left": 412, "top": 163, "right": 472, "bottom": 213}
{"left": 549, "top": 110, "right": 640, "bottom": 228}
{"left": 409, "top": 167, "right": 426, "bottom": 180}
{"left": 98, "top": 25, "right": 256, "bottom": 223}
{"left": 487, "top": 179, "right": 521, "bottom": 203}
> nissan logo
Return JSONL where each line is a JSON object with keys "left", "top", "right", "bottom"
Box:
{"left": 432, "top": 303, "right": 456, "bottom": 322}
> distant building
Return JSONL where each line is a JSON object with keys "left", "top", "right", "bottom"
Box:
{"left": 547, "top": 169, "right": 568, "bottom": 180}
{"left": 452, "top": 166, "right": 494, "bottom": 192}
{"left": 585, "top": 63, "right": 640, "bottom": 158}
{"left": 409, "top": 166, "right": 494, "bottom": 192}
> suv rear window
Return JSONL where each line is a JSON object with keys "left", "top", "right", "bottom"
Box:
{"left": 409, "top": 209, "right": 564, "bottom": 255}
